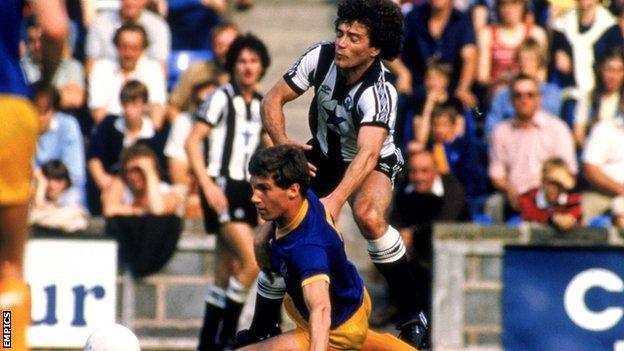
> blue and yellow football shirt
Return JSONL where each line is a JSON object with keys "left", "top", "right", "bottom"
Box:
{"left": 268, "top": 189, "right": 364, "bottom": 329}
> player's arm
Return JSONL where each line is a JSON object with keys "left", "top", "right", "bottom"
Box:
{"left": 261, "top": 79, "right": 310, "bottom": 150}
{"left": 302, "top": 276, "right": 331, "bottom": 351}
{"left": 184, "top": 121, "right": 228, "bottom": 213}
{"left": 29, "top": 0, "right": 68, "bottom": 86}
{"left": 323, "top": 126, "right": 386, "bottom": 219}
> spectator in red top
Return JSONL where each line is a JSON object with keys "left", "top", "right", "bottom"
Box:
{"left": 518, "top": 157, "right": 581, "bottom": 231}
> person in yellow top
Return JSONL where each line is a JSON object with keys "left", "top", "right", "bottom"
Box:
{"left": 0, "top": 1, "right": 67, "bottom": 349}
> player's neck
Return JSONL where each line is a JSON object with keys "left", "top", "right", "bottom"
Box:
{"left": 235, "top": 81, "right": 257, "bottom": 103}
{"left": 341, "top": 58, "right": 376, "bottom": 85}
{"left": 276, "top": 198, "right": 306, "bottom": 229}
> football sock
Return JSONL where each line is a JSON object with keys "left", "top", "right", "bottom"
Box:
{"left": 219, "top": 277, "right": 249, "bottom": 345}
{"left": 368, "top": 226, "right": 425, "bottom": 316}
{"left": 197, "top": 285, "right": 226, "bottom": 351}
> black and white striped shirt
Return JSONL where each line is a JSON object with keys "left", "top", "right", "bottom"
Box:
{"left": 283, "top": 41, "right": 399, "bottom": 162}
{"left": 196, "top": 82, "right": 263, "bottom": 181}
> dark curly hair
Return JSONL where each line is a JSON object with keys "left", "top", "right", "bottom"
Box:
{"left": 335, "top": 0, "right": 403, "bottom": 60}
{"left": 248, "top": 145, "right": 309, "bottom": 196}
{"left": 225, "top": 33, "right": 271, "bottom": 80}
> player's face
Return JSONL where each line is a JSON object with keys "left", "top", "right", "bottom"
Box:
{"left": 250, "top": 175, "right": 291, "bottom": 221}
{"left": 234, "top": 48, "right": 264, "bottom": 88}
{"left": 334, "top": 21, "right": 379, "bottom": 70}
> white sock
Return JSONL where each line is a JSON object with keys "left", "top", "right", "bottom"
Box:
{"left": 367, "top": 226, "right": 406, "bottom": 264}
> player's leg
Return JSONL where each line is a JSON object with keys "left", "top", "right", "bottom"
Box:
{"left": 0, "top": 97, "right": 38, "bottom": 351}
{"left": 349, "top": 170, "right": 428, "bottom": 346}
{"left": 218, "top": 221, "right": 259, "bottom": 345}
{"left": 198, "top": 237, "right": 236, "bottom": 351}
{"left": 360, "top": 330, "right": 417, "bottom": 351}
{"left": 237, "top": 332, "right": 303, "bottom": 351}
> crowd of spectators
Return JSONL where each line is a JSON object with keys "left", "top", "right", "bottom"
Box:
{"left": 21, "top": 0, "right": 624, "bottom": 264}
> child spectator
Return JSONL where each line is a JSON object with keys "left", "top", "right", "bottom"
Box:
{"left": 518, "top": 158, "right": 581, "bottom": 230}
{"left": 30, "top": 160, "right": 89, "bottom": 233}
{"left": 103, "top": 144, "right": 183, "bottom": 277}
{"left": 408, "top": 59, "right": 465, "bottom": 153}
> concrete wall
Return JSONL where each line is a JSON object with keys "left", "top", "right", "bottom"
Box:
{"left": 431, "top": 223, "right": 624, "bottom": 351}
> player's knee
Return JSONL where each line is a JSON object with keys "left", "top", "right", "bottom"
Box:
{"left": 353, "top": 203, "right": 386, "bottom": 237}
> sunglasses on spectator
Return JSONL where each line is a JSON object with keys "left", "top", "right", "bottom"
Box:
{"left": 512, "top": 91, "right": 538, "bottom": 99}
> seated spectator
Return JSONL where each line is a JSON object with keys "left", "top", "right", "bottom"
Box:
{"left": 485, "top": 39, "right": 561, "bottom": 136}
{"left": 518, "top": 158, "right": 581, "bottom": 231}
{"left": 408, "top": 58, "right": 465, "bottom": 152}
{"left": 165, "top": 80, "right": 218, "bottom": 186}
{"left": 402, "top": 0, "right": 478, "bottom": 107}
{"left": 168, "top": 23, "right": 239, "bottom": 118}
{"left": 573, "top": 46, "right": 624, "bottom": 146}
{"left": 85, "top": 0, "right": 170, "bottom": 73}
{"left": 581, "top": 111, "right": 624, "bottom": 223}
{"left": 32, "top": 83, "right": 86, "bottom": 206}
{"left": 487, "top": 74, "right": 577, "bottom": 222}
{"left": 551, "top": 0, "right": 623, "bottom": 118}
{"left": 103, "top": 144, "right": 182, "bottom": 277}
{"left": 87, "top": 80, "right": 168, "bottom": 213}
{"left": 21, "top": 21, "right": 85, "bottom": 111}
{"left": 476, "top": 0, "right": 547, "bottom": 96}
{"left": 88, "top": 23, "right": 166, "bottom": 128}
{"left": 30, "top": 160, "right": 89, "bottom": 233}
{"left": 374, "top": 150, "right": 469, "bottom": 326}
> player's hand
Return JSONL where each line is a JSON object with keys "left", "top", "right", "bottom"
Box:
{"left": 320, "top": 194, "right": 344, "bottom": 223}
{"left": 201, "top": 181, "right": 229, "bottom": 214}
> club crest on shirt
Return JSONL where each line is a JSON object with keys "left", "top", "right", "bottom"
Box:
{"left": 344, "top": 95, "right": 353, "bottom": 112}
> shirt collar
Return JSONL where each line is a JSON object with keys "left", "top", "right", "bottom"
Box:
{"left": 512, "top": 111, "right": 545, "bottom": 129}
{"left": 114, "top": 116, "right": 155, "bottom": 146}
{"left": 275, "top": 199, "right": 309, "bottom": 239}
{"left": 432, "top": 176, "right": 444, "bottom": 197}
{"left": 49, "top": 114, "right": 60, "bottom": 132}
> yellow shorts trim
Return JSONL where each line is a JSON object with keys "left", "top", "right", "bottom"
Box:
{"left": 0, "top": 96, "right": 38, "bottom": 205}
{"left": 301, "top": 274, "right": 330, "bottom": 287}
{"left": 284, "top": 289, "right": 372, "bottom": 351}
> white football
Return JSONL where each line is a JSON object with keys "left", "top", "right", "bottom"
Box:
{"left": 84, "top": 324, "right": 141, "bottom": 351}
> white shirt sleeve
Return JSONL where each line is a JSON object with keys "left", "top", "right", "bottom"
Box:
{"left": 357, "top": 80, "right": 397, "bottom": 129}
{"left": 196, "top": 90, "right": 228, "bottom": 126}
{"left": 282, "top": 42, "right": 325, "bottom": 94}
{"left": 144, "top": 60, "right": 167, "bottom": 105}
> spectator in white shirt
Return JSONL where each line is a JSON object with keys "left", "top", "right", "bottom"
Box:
{"left": 85, "top": 0, "right": 170, "bottom": 74}
{"left": 582, "top": 114, "right": 624, "bottom": 222}
{"left": 88, "top": 23, "right": 166, "bottom": 129}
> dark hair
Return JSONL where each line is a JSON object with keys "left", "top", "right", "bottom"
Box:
{"left": 41, "top": 159, "right": 72, "bottom": 187}
{"left": 113, "top": 23, "right": 149, "bottom": 48}
{"left": 432, "top": 104, "right": 458, "bottom": 123}
{"left": 120, "top": 80, "right": 149, "bottom": 104}
{"left": 225, "top": 33, "right": 271, "bottom": 79}
{"left": 32, "top": 81, "right": 61, "bottom": 111}
{"left": 248, "top": 145, "right": 310, "bottom": 196}
{"left": 119, "top": 143, "right": 161, "bottom": 181}
{"left": 335, "top": 0, "right": 403, "bottom": 60}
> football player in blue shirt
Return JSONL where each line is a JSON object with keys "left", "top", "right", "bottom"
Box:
{"left": 233, "top": 145, "right": 415, "bottom": 351}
